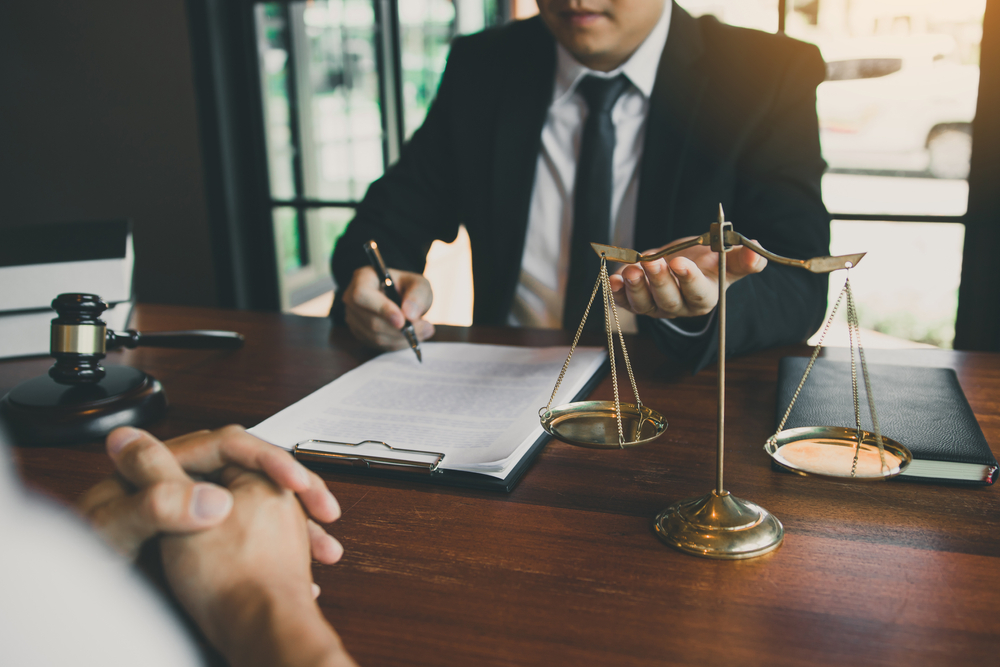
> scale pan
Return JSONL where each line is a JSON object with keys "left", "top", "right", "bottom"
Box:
{"left": 540, "top": 401, "right": 667, "bottom": 449}
{"left": 765, "top": 426, "right": 911, "bottom": 480}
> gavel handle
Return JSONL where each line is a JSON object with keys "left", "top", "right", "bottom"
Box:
{"left": 107, "top": 329, "right": 245, "bottom": 350}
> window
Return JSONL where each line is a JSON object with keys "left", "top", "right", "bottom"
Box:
{"left": 197, "top": 0, "right": 996, "bottom": 349}
{"left": 251, "top": 0, "right": 500, "bottom": 312}
{"left": 675, "top": 0, "right": 985, "bottom": 349}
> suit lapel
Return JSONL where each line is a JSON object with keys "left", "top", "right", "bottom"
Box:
{"left": 635, "top": 3, "right": 709, "bottom": 251}
{"left": 485, "top": 18, "right": 555, "bottom": 323}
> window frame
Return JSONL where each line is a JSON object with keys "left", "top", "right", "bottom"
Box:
{"left": 776, "top": 0, "right": 989, "bottom": 349}
{"left": 189, "top": 0, "right": 506, "bottom": 311}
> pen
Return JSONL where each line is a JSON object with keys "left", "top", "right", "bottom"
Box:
{"left": 364, "top": 240, "right": 423, "bottom": 363}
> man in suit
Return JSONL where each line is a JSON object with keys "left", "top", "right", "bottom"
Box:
{"left": 331, "top": 0, "right": 830, "bottom": 370}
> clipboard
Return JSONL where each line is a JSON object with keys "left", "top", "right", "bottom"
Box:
{"left": 291, "top": 359, "right": 608, "bottom": 492}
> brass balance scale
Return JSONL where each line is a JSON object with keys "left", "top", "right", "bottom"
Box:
{"left": 539, "top": 206, "right": 912, "bottom": 559}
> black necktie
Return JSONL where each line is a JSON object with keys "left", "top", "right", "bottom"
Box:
{"left": 564, "top": 74, "right": 631, "bottom": 330}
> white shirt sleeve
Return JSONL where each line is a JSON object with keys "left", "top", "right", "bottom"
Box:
{"left": 658, "top": 309, "right": 717, "bottom": 337}
{"left": 0, "top": 444, "right": 204, "bottom": 667}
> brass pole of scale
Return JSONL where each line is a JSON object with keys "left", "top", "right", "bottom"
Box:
{"left": 592, "top": 205, "right": 864, "bottom": 559}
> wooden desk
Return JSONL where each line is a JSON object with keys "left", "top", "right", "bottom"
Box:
{"left": 5, "top": 304, "right": 999, "bottom": 666}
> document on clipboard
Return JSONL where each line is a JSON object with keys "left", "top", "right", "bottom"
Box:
{"left": 248, "top": 342, "right": 608, "bottom": 491}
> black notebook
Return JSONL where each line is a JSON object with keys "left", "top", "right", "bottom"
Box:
{"left": 775, "top": 357, "right": 998, "bottom": 485}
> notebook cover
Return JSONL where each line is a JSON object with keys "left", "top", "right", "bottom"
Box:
{"left": 775, "top": 357, "right": 998, "bottom": 485}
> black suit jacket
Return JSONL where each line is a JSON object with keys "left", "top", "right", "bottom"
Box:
{"left": 333, "top": 4, "right": 831, "bottom": 370}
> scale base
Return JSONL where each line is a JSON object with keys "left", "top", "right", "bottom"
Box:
{"left": 0, "top": 365, "right": 167, "bottom": 446}
{"left": 654, "top": 490, "right": 783, "bottom": 560}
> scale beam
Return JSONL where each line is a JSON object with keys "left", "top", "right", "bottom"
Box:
{"left": 591, "top": 237, "right": 865, "bottom": 275}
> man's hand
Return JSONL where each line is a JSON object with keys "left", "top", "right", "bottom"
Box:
{"left": 78, "top": 426, "right": 342, "bottom": 560}
{"left": 160, "top": 468, "right": 356, "bottom": 667}
{"left": 608, "top": 239, "right": 767, "bottom": 319}
{"left": 342, "top": 265, "right": 435, "bottom": 350}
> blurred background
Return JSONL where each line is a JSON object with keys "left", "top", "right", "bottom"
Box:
{"left": 271, "top": 0, "right": 983, "bottom": 350}
{"left": 2, "top": 0, "right": 994, "bottom": 351}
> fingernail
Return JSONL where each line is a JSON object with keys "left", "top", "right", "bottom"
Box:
{"left": 190, "top": 484, "right": 233, "bottom": 521}
{"left": 328, "top": 494, "right": 342, "bottom": 521}
{"left": 675, "top": 266, "right": 688, "bottom": 277}
{"left": 312, "top": 583, "right": 321, "bottom": 599}
{"left": 627, "top": 275, "right": 641, "bottom": 285}
{"left": 329, "top": 535, "right": 345, "bottom": 561}
{"left": 106, "top": 427, "right": 142, "bottom": 457}
{"left": 647, "top": 262, "right": 663, "bottom": 275}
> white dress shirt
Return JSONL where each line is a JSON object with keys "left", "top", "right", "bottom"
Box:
{"left": 509, "top": 2, "right": 672, "bottom": 332}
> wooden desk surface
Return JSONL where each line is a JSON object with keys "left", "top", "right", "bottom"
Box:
{"left": 5, "top": 304, "right": 1000, "bottom": 667}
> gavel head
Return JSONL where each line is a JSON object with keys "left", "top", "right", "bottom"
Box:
{"left": 48, "top": 293, "right": 109, "bottom": 384}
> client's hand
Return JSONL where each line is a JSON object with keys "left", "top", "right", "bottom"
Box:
{"left": 78, "top": 426, "right": 341, "bottom": 559}
{"left": 161, "top": 468, "right": 356, "bottom": 667}
{"left": 342, "top": 265, "right": 435, "bottom": 350}
{"left": 608, "top": 238, "right": 767, "bottom": 319}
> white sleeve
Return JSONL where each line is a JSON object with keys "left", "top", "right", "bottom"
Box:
{"left": 0, "top": 445, "right": 204, "bottom": 667}
{"left": 657, "top": 309, "right": 717, "bottom": 337}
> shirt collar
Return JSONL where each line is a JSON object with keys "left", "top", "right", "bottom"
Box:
{"left": 552, "top": 0, "right": 673, "bottom": 106}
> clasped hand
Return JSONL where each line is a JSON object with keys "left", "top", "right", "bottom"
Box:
{"left": 78, "top": 426, "right": 356, "bottom": 666}
{"left": 608, "top": 238, "right": 767, "bottom": 319}
{"left": 78, "top": 425, "right": 343, "bottom": 562}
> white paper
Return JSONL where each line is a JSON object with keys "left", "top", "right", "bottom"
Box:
{"left": 249, "top": 342, "right": 607, "bottom": 479}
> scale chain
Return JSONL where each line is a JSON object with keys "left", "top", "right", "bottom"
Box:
{"left": 847, "top": 275, "right": 862, "bottom": 477}
{"left": 599, "top": 260, "right": 625, "bottom": 447}
{"left": 541, "top": 256, "right": 643, "bottom": 448}
{"left": 845, "top": 277, "right": 889, "bottom": 474}
{"left": 769, "top": 278, "right": 848, "bottom": 441}
{"left": 542, "top": 267, "right": 603, "bottom": 414}
{"left": 605, "top": 267, "right": 642, "bottom": 414}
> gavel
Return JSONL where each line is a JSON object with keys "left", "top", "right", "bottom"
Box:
{"left": 48, "top": 293, "right": 243, "bottom": 384}
{"left": 0, "top": 293, "right": 245, "bottom": 445}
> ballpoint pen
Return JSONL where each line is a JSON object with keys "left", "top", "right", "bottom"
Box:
{"left": 364, "top": 240, "right": 423, "bottom": 363}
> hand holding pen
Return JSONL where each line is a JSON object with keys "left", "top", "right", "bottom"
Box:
{"left": 341, "top": 240, "right": 433, "bottom": 360}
